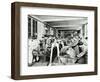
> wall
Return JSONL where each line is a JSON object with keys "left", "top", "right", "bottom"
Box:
{"left": 28, "top": 19, "right": 45, "bottom": 64}
{"left": 0, "top": 0, "right": 100, "bottom": 82}
{"left": 37, "top": 21, "right": 45, "bottom": 40}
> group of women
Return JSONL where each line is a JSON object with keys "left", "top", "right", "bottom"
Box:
{"left": 31, "top": 31, "right": 88, "bottom": 66}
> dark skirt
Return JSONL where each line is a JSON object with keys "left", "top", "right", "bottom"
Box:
{"left": 52, "top": 46, "right": 58, "bottom": 62}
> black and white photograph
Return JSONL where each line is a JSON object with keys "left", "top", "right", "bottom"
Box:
{"left": 28, "top": 15, "right": 88, "bottom": 67}
{"left": 11, "top": 2, "right": 97, "bottom": 79}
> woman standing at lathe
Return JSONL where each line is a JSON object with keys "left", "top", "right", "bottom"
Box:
{"left": 48, "top": 38, "right": 60, "bottom": 66}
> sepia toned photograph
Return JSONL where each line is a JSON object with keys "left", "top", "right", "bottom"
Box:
{"left": 28, "top": 15, "right": 88, "bottom": 67}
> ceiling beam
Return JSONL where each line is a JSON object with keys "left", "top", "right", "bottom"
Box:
{"left": 55, "top": 27, "right": 81, "bottom": 30}
{"left": 47, "top": 20, "right": 87, "bottom": 26}
{"left": 42, "top": 18, "right": 86, "bottom": 22}
{"left": 53, "top": 24, "right": 82, "bottom": 27}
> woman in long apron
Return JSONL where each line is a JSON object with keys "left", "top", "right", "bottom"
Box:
{"left": 48, "top": 39, "right": 59, "bottom": 66}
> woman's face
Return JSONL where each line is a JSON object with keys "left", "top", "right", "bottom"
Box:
{"left": 33, "top": 52, "right": 37, "bottom": 56}
{"left": 67, "top": 35, "right": 79, "bottom": 47}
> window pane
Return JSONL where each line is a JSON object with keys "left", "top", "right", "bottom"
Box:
{"left": 28, "top": 17, "right": 31, "bottom": 38}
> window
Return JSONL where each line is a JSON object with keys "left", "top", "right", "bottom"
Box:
{"left": 28, "top": 16, "right": 37, "bottom": 39}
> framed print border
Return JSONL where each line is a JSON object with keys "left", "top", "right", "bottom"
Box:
{"left": 11, "top": 2, "right": 98, "bottom": 80}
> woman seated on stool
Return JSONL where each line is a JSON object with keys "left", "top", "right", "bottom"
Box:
{"left": 32, "top": 49, "right": 40, "bottom": 63}
{"left": 60, "top": 46, "right": 76, "bottom": 65}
